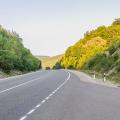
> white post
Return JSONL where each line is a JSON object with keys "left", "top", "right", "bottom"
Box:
{"left": 103, "top": 73, "right": 106, "bottom": 82}
{"left": 93, "top": 71, "right": 95, "bottom": 79}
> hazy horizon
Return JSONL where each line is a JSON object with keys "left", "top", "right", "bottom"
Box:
{"left": 0, "top": 0, "right": 120, "bottom": 56}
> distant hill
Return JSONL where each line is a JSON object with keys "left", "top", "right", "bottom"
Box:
{"left": 36, "top": 54, "right": 63, "bottom": 68}
{"left": 36, "top": 56, "right": 50, "bottom": 60}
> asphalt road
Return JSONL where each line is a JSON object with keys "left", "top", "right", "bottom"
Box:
{"left": 0, "top": 70, "right": 120, "bottom": 120}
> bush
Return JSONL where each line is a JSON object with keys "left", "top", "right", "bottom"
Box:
{"left": 67, "top": 65, "right": 75, "bottom": 69}
{"left": 53, "top": 62, "right": 62, "bottom": 69}
{"left": 0, "top": 51, "right": 14, "bottom": 73}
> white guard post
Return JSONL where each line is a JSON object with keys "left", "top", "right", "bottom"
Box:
{"left": 93, "top": 71, "right": 96, "bottom": 79}
{"left": 103, "top": 73, "right": 106, "bottom": 82}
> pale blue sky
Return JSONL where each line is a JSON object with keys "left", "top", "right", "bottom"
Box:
{"left": 0, "top": 0, "right": 120, "bottom": 56}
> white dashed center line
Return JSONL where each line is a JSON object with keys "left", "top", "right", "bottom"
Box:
{"left": 19, "top": 116, "right": 27, "bottom": 120}
{"left": 19, "top": 71, "right": 71, "bottom": 120}
{"left": 27, "top": 109, "right": 35, "bottom": 115}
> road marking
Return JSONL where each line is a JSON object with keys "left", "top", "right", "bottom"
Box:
{"left": 45, "top": 96, "right": 50, "bottom": 100}
{"left": 56, "top": 87, "right": 59, "bottom": 90}
{"left": 41, "top": 100, "right": 46, "bottom": 104}
{"left": 54, "top": 89, "right": 58, "bottom": 92}
{"left": 0, "top": 70, "right": 44, "bottom": 82}
{"left": 0, "top": 78, "right": 42, "bottom": 94}
{"left": 19, "top": 71, "right": 71, "bottom": 120}
{"left": 48, "top": 93, "right": 53, "bottom": 97}
{"left": 52, "top": 91, "right": 55, "bottom": 94}
{"left": 35, "top": 104, "right": 41, "bottom": 108}
{"left": 27, "top": 109, "right": 36, "bottom": 115}
{"left": 19, "top": 116, "right": 27, "bottom": 120}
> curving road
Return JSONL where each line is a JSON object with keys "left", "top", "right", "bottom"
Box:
{"left": 0, "top": 70, "right": 120, "bottom": 120}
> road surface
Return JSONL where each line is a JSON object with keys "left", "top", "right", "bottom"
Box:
{"left": 0, "top": 70, "right": 120, "bottom": 120}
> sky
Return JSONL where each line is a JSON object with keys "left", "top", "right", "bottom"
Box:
{"left": 0, "top": 0, "right": 120, "bottom": 56}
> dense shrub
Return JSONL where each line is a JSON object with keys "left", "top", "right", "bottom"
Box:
{"left": 84, "top": 41, "right": 120, "bottom": 73}
{"left": 53, "top": 62, "right": 63, "bottom": 69}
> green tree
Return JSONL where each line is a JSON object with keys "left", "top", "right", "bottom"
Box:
{"left": 59, "top": 19, "right": 120, "bottom": 71}
{"left": 112, "top": 18, "right": 120, "bottom": 25}
{"left": 53, "top": 62, "right": 62, "bottom": 69}
{"left": 0, "top": 25, "right": 41, "bottom": 73}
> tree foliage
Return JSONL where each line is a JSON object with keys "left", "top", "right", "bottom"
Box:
{"left": 52, "top": 62, "right": 63, "bottom": 69}
{"left": 84, "top": 41, "right": 120, "bottom": 73}
{"left": 0, "top": 26, "right": 41, "bottom": 73}
{"left": 112, "top": 18, "right": 120, "bottom": 25}
{"left": 59, "top": 19, "right": 120, "bottom": 72}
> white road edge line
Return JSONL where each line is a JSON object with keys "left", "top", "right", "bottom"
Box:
{"left": 19, "top": 71, "right": 71, "bottom": 120}
{"left": 0, "top": 78, "right": 41, "bottom": 94}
